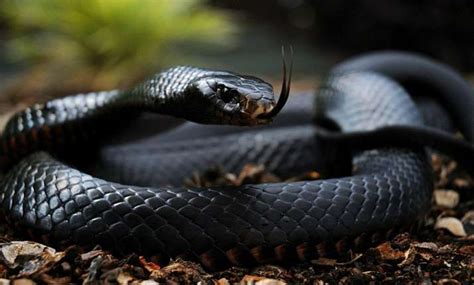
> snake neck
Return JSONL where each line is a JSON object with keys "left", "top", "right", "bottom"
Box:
{"left": 0, "top": 66, "right": 213, "bottom": 166}
{"left": 119, "top": 66, "right": 216, "bottom": 113}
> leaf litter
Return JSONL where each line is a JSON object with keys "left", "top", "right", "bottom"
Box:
{"left": 0, "top": 156, "right": 472, "bottom": 284}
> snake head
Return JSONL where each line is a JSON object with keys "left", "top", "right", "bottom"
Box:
{"left": 187, "top": 74, "right": 277, "bottom": 125}
{"left": 184, "top": 49, "right": 292, "bottom": 126}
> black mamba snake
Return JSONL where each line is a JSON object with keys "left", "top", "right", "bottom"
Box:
{"left": 0, "top": 51, "right": 473, "bottom": 270}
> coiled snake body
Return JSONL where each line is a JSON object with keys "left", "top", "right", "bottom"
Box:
{"left": 0, "top": 52, "right": 473, "bottom": 270}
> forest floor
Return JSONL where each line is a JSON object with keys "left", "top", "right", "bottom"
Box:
{"left": 0, "top": 154, "right": 472, "bottom": 284}
{"left": 0, "top": 76, "right": 472, "bottom": 284}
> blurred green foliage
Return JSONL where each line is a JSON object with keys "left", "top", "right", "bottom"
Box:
{"left": 1, "top": 0, "right": 236, "bottom": 90}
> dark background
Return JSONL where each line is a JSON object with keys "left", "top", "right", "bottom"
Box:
{"left": 0, "top": 0, "right": 473, "bottom": 118}
{"left": 212, "top": 0, "right": 474, "bottom": 70}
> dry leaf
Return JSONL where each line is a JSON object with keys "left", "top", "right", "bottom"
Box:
{"left": 240, "top": 275, "right": 286, "bottom": 285}
{"left": 140, "top": 281, "right": 160, "bottom": 285}
{"left": 461, "top": 210, "right": 474, "bottom": 235}
{"left": 437, "top": 279, "right": 461, "bottom": 285}
{"left": 453, "top": 178, "right": 470, "bottom": 188}
{"left": 413, "top": 242, "right": 438, "bottom": 252}
{"left": 11, "top": 279, "right": 35, "bottom": 285}
{"left": 116, "top": 271, "right": 134, "bottom": 285}
{"left": 375, "top": 242, "right": 405, "bottom": 262}
{"left": 458, "top": 245, "right": 474, "bottom": 256}
{"left": 433, "top": 190, "right": 459, "bottom": 208}
{"left": 149, "top": 259, "right": 208, "bottom": 282}
{"left": 311, "top": 258, "right": 337, "bottom": 266}
{"left": 435, "top": 217, "right": 467, "bottom": 237}
{"left": 0, "top": 241, "right": 65, "bottom": 277}
{"left": 418, "top": 252, "right": 433, "bottom": 261}
{"left": 83, "top": 256, "right": 103, "bottom": 284}
{"left": 140, "top": 280, "right": 160, "bottom": 285}
{"left": 217, "top": 278, "right": 230, "bottom": 285}
{"left": 255, "top": 280, "right": 286, "bottom": 285}
{"left": 139, "top": 256, "right": 161, "bottom": 273}
{"left": 398, "top": 247, "right": 416, "bottom": 267}
{"left": 80, "top": 250, "right": 104, "bottom": 261}
{"left": 38, "top": 273, "right": 71, "bottom": 285}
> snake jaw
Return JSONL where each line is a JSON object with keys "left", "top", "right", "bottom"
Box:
{"left": 244, "top": 98, "right": 275, "bottom": 119}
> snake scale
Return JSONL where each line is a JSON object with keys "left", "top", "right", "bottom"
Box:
{"left": 0, "top": 51, "right": 473, "bottom": 270}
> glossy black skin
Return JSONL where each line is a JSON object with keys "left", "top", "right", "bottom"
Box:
{"left": 0, "top": 52, "right": 473, "bottom": 270}
{"left": 0, "top": 66, "right": 277, "bottom": 164}
{"left": 177, "top": 73, "right": 275, "bottom": 125}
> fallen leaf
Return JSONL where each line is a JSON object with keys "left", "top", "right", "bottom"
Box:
{"left": 453, "top": 178, "right": 469, "bottom": 188}
{"left": 140, "top": 280, "right": 160, "bottom": 285}
{"left": 0, "top": 242, "right": 50, "bottom": 267}
{"left": 311, "top": 258, "right": 337, "bottom": 266}
{"left": 375, "top": 242, "right": 405, "bottom": 262}
{"left": 411, "top": 242, "right": 438, "bottom": 262}
{"left": 240, "top": 275, "right": 286, "bottom": 285}
{"left": 139, "top": 256, "right": 161, "bottom": 273}
{"left": 0, "top": 241, "right": 65, "bottom": 277}
{"left": 256, "top": 279, "right": 287, "bottom": 285}
{"left": 433, "top": 190, "right": 459, "bottom": 208}
{"left": 435, "top": 217, "right": 467, "bottom": 237}
{"left": 80, "top": 250, "right": 104, "bottom": 261}
{"left": 335, "top": 254, "right": 363, "bottom": 266}
{"left": 38, "top": 273, "right": 71, "bottom": 285}
{"left": 116, "top": 271, "right": 134, "bottom": 285}
{"left": 436, "top": 278, "right": 461, "bottom": 285}
{"left": 185, "top": 164, "right": 284, "bottom": 188}
{"left": 418, "top": 252, "right": 433, "bottom": 261}
{"left": 413, "top": 242, "right": 438, "bottom": 252}
{"left": 391, "top": 232, "right": 412, "bottom": 249}
{"left": 149, "top": 259, "right": 209, "bottom": 283}
{"left": 461, "top": 210, "right": 474, "bottom": 235}
{"left": 217, "top": 278, "right": 230, "bottom": 285}
{"left": 83, "top": 256, "right": 103, "bottom": 284}
{"left": 398, "top": 247, "right": 416, "bottom": 267}
{"left": 438, "top": 245, "right": 455, "bottom": 254}
{"left": 285, "top": 171, "right": 321, "bottom": 182}
{"left": 11, "top": 279, "right": 34, "bottom": 285}
{"left": 458, "top": 245, "right": 474, "bottom": 256}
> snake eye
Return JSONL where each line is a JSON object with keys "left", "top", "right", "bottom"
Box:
{"left": 218, "top": 86, "right": 239, "bottom": 104}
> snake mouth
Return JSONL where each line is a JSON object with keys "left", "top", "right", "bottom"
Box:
{"left": 257, "top": 46, "right": 293, "bottom": 120}
{"left": 242, "top": 97, "right": 275, "bottom": 119}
